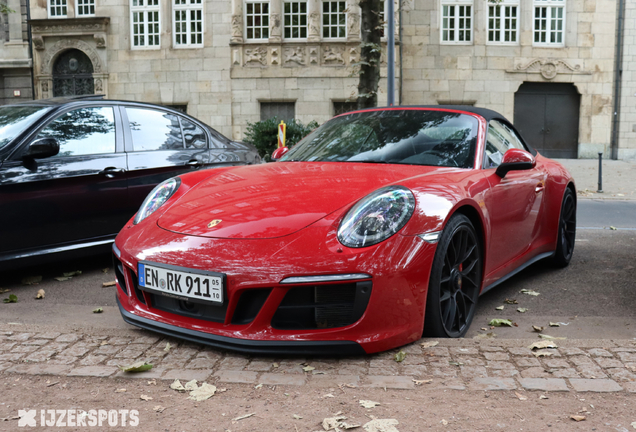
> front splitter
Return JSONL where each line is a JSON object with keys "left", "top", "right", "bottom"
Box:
{"left": 116, "top": 297, "right": 366, "bottom": 356}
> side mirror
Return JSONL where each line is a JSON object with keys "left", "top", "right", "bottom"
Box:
{"left": 271, "top": 146, "right": 289, "bottom": 161}
{"left": 495, "top": 148, "right": 535, "bottom": 177}
{"left": 23, "top": 137, "right": 60, "bottom": 159}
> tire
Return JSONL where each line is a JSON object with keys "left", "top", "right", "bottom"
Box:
{"left": 423, "top": 214, "right": 482, "bottom": 338}
{"left": 551, "top": 187, "right": 576, "bottom": 268}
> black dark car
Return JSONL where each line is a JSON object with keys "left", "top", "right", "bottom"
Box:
{"left": 0, "top": 96, "right": 260, "bottom": 270}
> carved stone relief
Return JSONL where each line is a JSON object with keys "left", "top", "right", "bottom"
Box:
{"left": 507, "top": 58, "right": 591, "bottom": 80}
{"left": 31, "top": 22, "right": 105, "bottom": 33}
{"left": 394, "top": 5, "right": 399, "bottom": 37}
{"left": 40, "top": 80, "right": 49, "bottom": 99}
{"left": 270, "top": 13, "right": 282, "bottom": 42}
{"left": 232, "top": 48, "right": 241, "bottom": 65}
{"left": 347, "top": 14, "right": 360, "bottom": 40}
{"left": 283, "top": 47, "right": 305, "bottom": 66}
{"left": 95, "top": 78, "right": 103, "bottom": 92}
{"left": 40, "top": 39, "right": 104, "bottom": 74}
{"left": 93, "top": 33, "right": 106, "bottom": 49}
{"left": 231, "top": 14, "right": 244, "bottom": 43}
{"left": 349, "top": 47, "right": 359, "bottom": 64}
{"left": 308, "top": 12, "right": 320, "bottom": 41}
{"left": 271, "top": 47, "right": 280, "bottom": 65}
{"left": 33, "top": 35, "right": 45, "bottom": 51}
{"left": 244, "top": 46, "right": 267, "bottom": 66}
{"left": 309, "top": 46, "right": 319, "bottom": 65}
{"left": 323, "top": 46, "right": 345, "bottom": 66}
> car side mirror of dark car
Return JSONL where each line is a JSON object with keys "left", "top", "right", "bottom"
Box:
{"left": 495, "top": 148, "right": 536, "bottom": 177}
{"left": 23, "top": 137, "right": 60, "bottom": 159}
{"left": 271, "top": 146, "right": 289, "bottom": 161}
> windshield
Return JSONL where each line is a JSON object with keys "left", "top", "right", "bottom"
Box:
{"left": 0, "top": 105, "right": 52, "bottom": 151}
{"left": 281, "top": 109, "right": 479, "bottom": 168}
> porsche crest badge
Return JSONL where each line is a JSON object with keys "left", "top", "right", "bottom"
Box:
{"left": 208, "top": 219, "right": 222, "bottom": 228}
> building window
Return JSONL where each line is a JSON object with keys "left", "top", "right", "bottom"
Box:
{"left": 333, "top": 101, "right": 357, "bottom": 116}
{"left": 488, "top": 0, "right": 518, "bottom": 44}
{"left": 260, "top": 102, "right": 295, "bottom": 122}
{"left": 164, "top": 104, "right": 188, "bottom": 113}
{"left": 441, "top": 0, "right": 472, "bottom": 44}
{"left": 377, "top": 0, "right": 385, "bottom": 38}
{"left": 48, "top": 0, "right": 67, "bottom": 17}
{"left": 284, "top": 1, "right": 307, "bottom": 39}
{"left": 246, "top": 2, "right": 269, "bottom": 40}
{"left": 533, "top": 0, "right": 565, "bottom": 46}
{"left": 77, "top": 0, "right": 95, "bottom": 16}
{"left": 131, "top": 0, "right": 161, "bottom": 48}
{"left": 173, "top": 0, "right": 203, "bottom": 47}
{"left": 322, "top": 1, "right": 346, "bottom": 39}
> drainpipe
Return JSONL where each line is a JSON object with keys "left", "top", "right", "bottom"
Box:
{"left": 610, "top": 0, "right": 625, "bottom": 160}
{"left": 398, "top": 0, "right": 402, "bottom": 105}
{"left": 387, "top": 0, "right": 395, "bottom": 105}
{"left": 26, "top": 0, "right": 34, "bottom": 100}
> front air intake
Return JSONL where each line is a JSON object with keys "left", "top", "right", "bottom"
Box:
{"left": 271, "top": 281, "right": 372, "bottom": 330}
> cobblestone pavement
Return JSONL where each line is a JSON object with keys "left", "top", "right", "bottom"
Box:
{"left": 1, "top": 329, "right": 636, "bottom": 394}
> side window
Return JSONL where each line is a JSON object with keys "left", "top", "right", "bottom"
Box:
{"left": 484, "top": 120, "right": 526, "bottom": 168}
{"left": 38, "top": 106, "right": 116, "bottom": 157}
{"left": 126, "top": 108, "right": 184, "bottom": 151}
{"left": 208, "top": 128, "right": 231, "bottom": 149}
{"left": 180, "top": 118, "right": 207, "bottom": 149}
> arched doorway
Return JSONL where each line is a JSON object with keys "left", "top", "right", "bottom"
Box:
{"left": 514, "top": 83, "right": 580, "bottom": 158}
{"left": 52, "top": 49, "right": 95, "bottom": 97}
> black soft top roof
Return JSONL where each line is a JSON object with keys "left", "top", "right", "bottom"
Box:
{"left": 425, "top": 105, "right": 507, "bottom": 122}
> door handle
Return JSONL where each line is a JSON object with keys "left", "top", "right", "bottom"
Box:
{"left": 535, "top": 183, "right": 545, "bottom": 193}
{"left": 186, "top": 159, "right": 203, "bottom": 168}
{"left": 101, "top": 167, "right": 125, "bottom": 178}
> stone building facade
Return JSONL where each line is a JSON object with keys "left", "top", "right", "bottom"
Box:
{"left": 399, "top": 0, "right": 617, "bottom": 159}
{"left": 0, "top": 0, "right": 32, "bottom": 105}
{"left": 617, "top": 0, "right": 636, "bottom": 160}
{"left": 26, "top": 0, "right": 624, "bottom": 159}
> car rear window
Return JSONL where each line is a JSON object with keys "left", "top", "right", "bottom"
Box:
{"left": 126, "top": 108, "right": 185, "bottom": 151}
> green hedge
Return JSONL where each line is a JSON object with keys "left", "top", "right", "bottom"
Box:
{"left": 243, "top": 117, "right": 319, "bottom": 161}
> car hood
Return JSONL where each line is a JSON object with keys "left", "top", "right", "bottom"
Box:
{"left": 158, "top": 162, "right": 451, "bottom": 239}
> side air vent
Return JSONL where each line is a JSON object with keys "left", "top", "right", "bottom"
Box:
{"left": 113, "top": 255, "right": 128, "bottom": 295}
{"left": 128, "top": 269, "right": 146, "bottom": 305}
{"left": 271, "top": 281, "right": 372, "bottom": 330}
{"left": 231, "top": 288, "right": 272, "bottom": 325}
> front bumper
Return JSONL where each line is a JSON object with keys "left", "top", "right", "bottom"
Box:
{"left": 117, "top": 296, "right": 365, "bottom": 356}
{"left": 114, "top": 219, "right": 437, "bottom": 354}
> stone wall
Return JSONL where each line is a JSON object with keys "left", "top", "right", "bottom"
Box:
{"left": 29, "top": 0, "right": 235, "bottom": 137}
{"left": 400, "top": 0, "right": 617, "bottom": 159}
{"left": 618, "top": 0, "right": 636, "bottom": 160}
{"left": 105, "top": 0, "right": 234, "bottom": 135}
{"left": 0, "top": 0, "right": 32, "bottom": 105}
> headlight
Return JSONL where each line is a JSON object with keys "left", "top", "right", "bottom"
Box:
{"left": 338, "top": 186, "right": 415, "bottom": 248}
{"left": 134, "top": 177, "right": 181, "bottom": 224}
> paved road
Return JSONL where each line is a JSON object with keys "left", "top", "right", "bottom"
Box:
{"left": 1, "top": 200, "right": 635, "bottom": 340}
{"left": 577, "top": 200, "right": 636, "bottom": 229}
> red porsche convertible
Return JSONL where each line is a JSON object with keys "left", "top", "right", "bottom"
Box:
{"left": 113, "top": 106, "right": 576, "bottom": 355}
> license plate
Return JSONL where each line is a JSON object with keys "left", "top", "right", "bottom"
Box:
{"left": 138, "top": 262, "right": 223, "bottom": 304}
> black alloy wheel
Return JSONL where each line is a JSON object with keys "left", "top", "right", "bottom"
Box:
{"left": 424, "top": 214, "right": 482, "bottom": 338}
{"left": 552, "top": 187, "right": 576, "bottom": 267}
